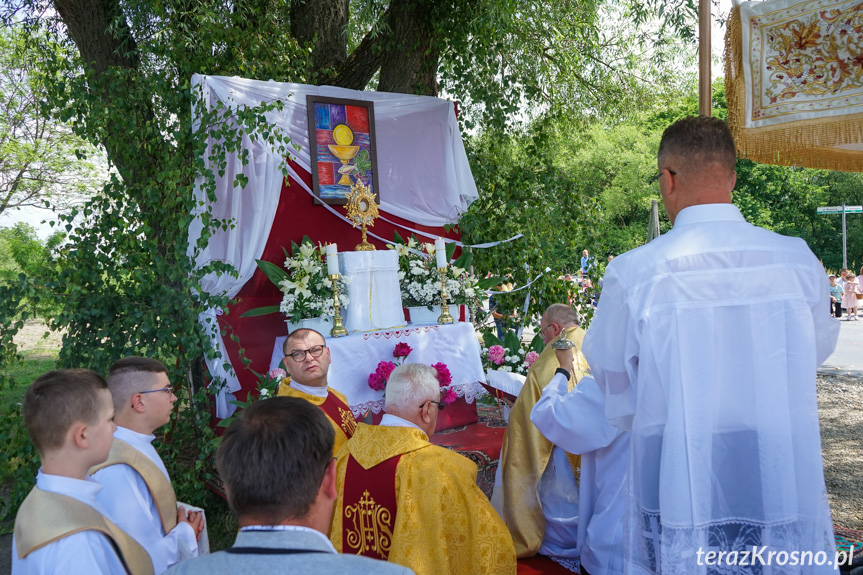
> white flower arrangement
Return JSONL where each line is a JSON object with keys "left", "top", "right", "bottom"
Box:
{"left": 276, "top": 240, "right": 350, "bottom": 322}
{"left": 243, "top": 237, "right": 351, "bottom": 323}
{"left": 388, "top": 235, "right": 484, "bottom": 310}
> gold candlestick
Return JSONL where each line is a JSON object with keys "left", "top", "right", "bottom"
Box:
{"left": 437, "top": 267, "right": 454, "bottom": 324}
{"left": 330, "top": 274, "right": 348, "bottom": 337}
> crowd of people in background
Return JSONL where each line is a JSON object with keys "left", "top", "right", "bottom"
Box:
{"left": 830, "top": 267, "right": 862, "bottom": 320}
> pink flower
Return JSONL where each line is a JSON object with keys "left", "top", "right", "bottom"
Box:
{"left": 525, "top": 351, "right": 540, "bottom": 368}
{"left": 432, "top": 362, "right": 452, "bottom": 387}
{"left": 393, "top": 342, "right": 413, "bottom": 359}
{"left": 441, "top": 387, "right": 458, "bottom": 405}
{"left": 488, "top": 345, "right": 506, "bottom": 365}
{"left": 268, "top": 368, "right": 287, "bottom": 381}
{"left": 368, "top": 361, "right": 397, "bottom": 391}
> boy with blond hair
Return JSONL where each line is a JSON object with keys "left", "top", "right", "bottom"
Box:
{"left": 12, "top": 369, "right": 153, "bottom": 575}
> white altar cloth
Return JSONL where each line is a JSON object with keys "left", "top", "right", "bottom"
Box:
{"left": 338, "top": 250, "right": 404, "bottom": 333}
{"left": 485, "top": 369, "right": 526, "bottom": 397}
{"left": 270, "top": 322, "right": 487, "bottom": 417}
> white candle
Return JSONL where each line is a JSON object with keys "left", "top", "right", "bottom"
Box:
{"left": 435, "top": 238, "right": 447, "bottom": 268}
{"left": 326, "top": 243, "right": 339, "bottom": 276}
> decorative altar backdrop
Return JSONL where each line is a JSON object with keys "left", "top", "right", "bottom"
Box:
{"left": 726, "top": 0, "right": 863, "bottom": 171}
{"left": 189, "top": 75, "right": 477, "bottom": 416}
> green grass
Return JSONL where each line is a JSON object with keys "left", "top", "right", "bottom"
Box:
{"left": 0, "top": 354, "right": 57, "bottom": 411}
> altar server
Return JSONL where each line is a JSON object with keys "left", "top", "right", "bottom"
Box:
{"left": 495, "top": 303, "right": 587, "bottom": 559}
{"left": 531, "top": 348, "right": 629, "bottom": 575}
{"left": 277, "top": 328, "right": 358, "bottom": 454}
{"left": 329, "top": 363, "right": 516, "bottom": 575}
{"left": 91, "top": 357, "right": 206, "bottom": 574}
{"left": 583, "top": 116, "right": 839, "bottom": 573}
{"left": 13, "top": 369, "right": 153, "bottom": 575}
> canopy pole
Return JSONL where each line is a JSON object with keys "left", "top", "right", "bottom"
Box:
{"left": 699, "top": 0, "right": 712, "bottom": 116}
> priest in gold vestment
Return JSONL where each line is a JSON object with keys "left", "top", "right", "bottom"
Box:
{"left": 277, "top": 328, "right": 358, "bottom": 455}
{"left": 496, "top": 303, "right": 589, "bottom": 559}
{"left": 329, "top": 363, "right": 516, "bottom": 575}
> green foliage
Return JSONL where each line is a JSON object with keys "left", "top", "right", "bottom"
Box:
{"left": 0, "top": 27, "right": 106, "bottom": 217}
{"left": 460, "top": 120, "right": 608, "bottom": 327}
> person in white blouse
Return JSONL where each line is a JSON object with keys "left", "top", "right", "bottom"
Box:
{"left": 582, "top": 116, "right": 839, "bottom": 574}
{"left": 91, "top": 357, "right": 206, "bottom": 574}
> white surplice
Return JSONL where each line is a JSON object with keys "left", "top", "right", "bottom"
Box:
{"left": 582, "top": 204, "right": 840, "bottom": 574}
{"left": 92, "top": 427, "right": 200, "bottom": 574}
{"left": 12, "top": 471, "right": 128, "bottom": 575}
{"left": 531, "top": 374, "right": 628, "bottom": 575}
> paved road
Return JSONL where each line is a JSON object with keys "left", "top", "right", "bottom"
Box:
{"left": 820, "top": 316, "right": 863, "bottom": 377}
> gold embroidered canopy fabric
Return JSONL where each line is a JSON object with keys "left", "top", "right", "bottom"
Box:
{"left": 725, "top": 0, "right": 863, "bottom": 170}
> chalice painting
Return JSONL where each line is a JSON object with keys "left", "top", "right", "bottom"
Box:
{"left": 306, "top": 95, "right": 380, "bottom": 206}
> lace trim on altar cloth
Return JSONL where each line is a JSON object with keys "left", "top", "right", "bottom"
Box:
{"left": 549, "top": 556, "right": 580, "bottom": 573}
{"left": 361, "top": 326, "right": 439, "bottom": 340}
{"left": 348, "top": 381, "right": 488, "bottom": 418}
{"left": 629, "top": 507, "right": 837, "bottom": 575}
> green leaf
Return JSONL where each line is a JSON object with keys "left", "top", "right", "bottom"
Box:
{"left": 254, "top": 259, "right": 288, "bottom": 287}
{"left": 239, "top": 305, "right": 281, "bottom": 318}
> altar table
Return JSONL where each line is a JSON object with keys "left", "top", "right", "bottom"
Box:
{"left": 270, "top": 322, "right": 488, "bottom": 419}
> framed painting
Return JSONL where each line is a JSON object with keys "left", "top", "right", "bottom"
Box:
{"left": 307, "top": 95, "right": 380, "bottom": 205}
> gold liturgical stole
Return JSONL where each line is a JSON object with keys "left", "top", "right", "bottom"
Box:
{"left": 277, "top": 385, "right": 356, "bottom": 455}
{"left": 90, "top": 438, "right": 178, "bottom": 535}
{"left": 14, "top": 488, "right": 154, "bottom": 575}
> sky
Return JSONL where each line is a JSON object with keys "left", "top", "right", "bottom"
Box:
{"left": 2, "top": 0, "right": 736, "bottom": 241}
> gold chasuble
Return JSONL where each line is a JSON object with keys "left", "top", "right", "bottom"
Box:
{"left": 14, "top": 488, "right": 154, "bottom": 575}
{"left": 500, "top": 326, "right": 589, "bottom": 558}
{"left": 277, "top": 385, "right": 357, "bottom": 455}
{"left": 90, "top": 437, "right": 178, "bottom": 535}
{"left": 330, "top": 423, "right": 516, "bottom": 575}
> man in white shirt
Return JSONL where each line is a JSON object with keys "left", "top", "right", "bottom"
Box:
{"left": 531, "top": 349, "right": 629, "bottom": 575}
{"left": 91, "top": 357, "right": 205, "bottom": 574}
{"left": 582, "top": 116, "right": 839, "bottom": 574}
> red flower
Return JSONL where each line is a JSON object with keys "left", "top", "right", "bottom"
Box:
{"left": 393, "top": 342, "right": 413, "bottom": 359}
{"left": 441, "top": 387, "right": 458, "bottom": 405}
{"left": 368, "top": 360, "right": 397, "bottom": 391}
{"left": 432, "top": 362, "right": 452, "bottom": 387}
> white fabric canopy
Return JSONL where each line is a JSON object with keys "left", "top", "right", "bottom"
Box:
{"left": 187, "top": 75, "right": 479, "bottom": 416}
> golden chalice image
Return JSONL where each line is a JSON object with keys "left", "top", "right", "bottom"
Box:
{"left": 328, "top": 124, "right": 360, "bottom": 186}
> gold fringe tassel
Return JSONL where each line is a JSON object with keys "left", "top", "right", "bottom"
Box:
{"left": 724, "top": 3, "right": 863, "bottom": 172}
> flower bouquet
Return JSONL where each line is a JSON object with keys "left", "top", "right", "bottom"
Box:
{"left": 480, "top": 329, "right": 544, "bottom": 375}
{"left": 240, "top": 236, "right": 349, "bottom": 323}
{"left": 387, "top": 231, "right": 499, "bottom": 316}
{"left": 368, "top": 342, "right": 457, "bottom": 404}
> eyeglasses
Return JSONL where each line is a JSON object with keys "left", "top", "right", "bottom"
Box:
{"left": 648, "top": 168, "right": 677, "bottom": 184}
{"left": 139, "top": 387, "right": 172, "bottom": 396}
{"left": 286, "top": 344, "right": 326, "bottom": 362}
{"left": 419, "top": 399, "right": 446, "bottom": 411}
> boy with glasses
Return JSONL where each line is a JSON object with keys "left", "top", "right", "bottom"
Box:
{"left": 277, "top": 328, "right": 358, "bottom": 455}
{"left": 91, "top": 356, "right": 207, "bottom": 574}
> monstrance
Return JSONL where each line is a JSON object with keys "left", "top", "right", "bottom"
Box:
{"left": 345, "top": 179, "right": 379, "bottom": 251}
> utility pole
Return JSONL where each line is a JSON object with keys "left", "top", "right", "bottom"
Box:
{"left": 817, "top": 204, "right": 863, "bottom": 269}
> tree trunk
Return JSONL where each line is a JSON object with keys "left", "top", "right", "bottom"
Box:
{"left": 291, "top": 0, "right": 349, "bottom": 76}
{"left": 377, "top": 0, "right": 439, "bottom": 96}
{"left": 53, "top": 0, "right": 139, "bottom": 74}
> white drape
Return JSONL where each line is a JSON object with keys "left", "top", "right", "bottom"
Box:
{"left": 188, "top": 74, "right": 478, "bottom": 417}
